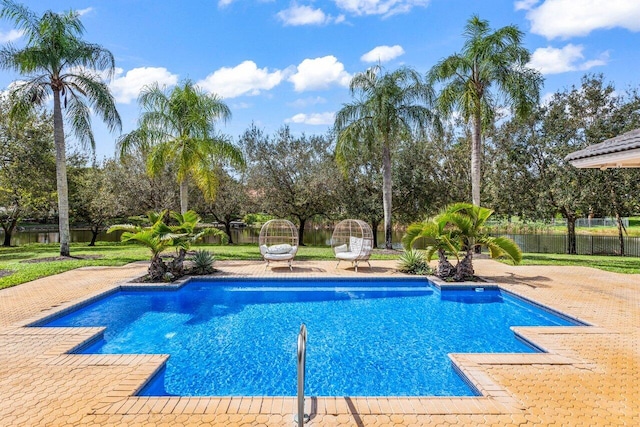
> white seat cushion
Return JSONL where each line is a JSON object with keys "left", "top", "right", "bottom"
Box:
{"left": 334, "top": 244, "right": 348, "bottom": 254}
{"left": 336, "top": 251, "right": 357, "bottom": 260}
{"left": 267, "top": 243, "right": 293, "bottom": 254}
{"left": 264, "top": 252, "right": 295, "bottom": 261}
{"left": 349, "top": 236, "right": 363, "bottom": 254}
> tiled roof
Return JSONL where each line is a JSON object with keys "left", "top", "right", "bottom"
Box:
{"left": 564, "top": 128, "right": 640, "bottom": 161}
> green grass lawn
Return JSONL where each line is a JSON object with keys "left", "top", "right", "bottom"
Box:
{"left": 514, "top": 253, "right": 640, "bottom": 274}
{"left": 0, "top": 242, "right": 399, "bottom": 290}
{"left": 1, "top": 242, "right": 638, "bottom": 290}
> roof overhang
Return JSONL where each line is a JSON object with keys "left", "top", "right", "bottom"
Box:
{"left": 568, "top": 147, "right": 640, "bottom": 169}
{"left": 565, "top": 128, "right": 640, "bottom": 169}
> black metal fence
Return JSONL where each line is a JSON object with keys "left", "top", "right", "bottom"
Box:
{"left": 492, "top": 233, "right": 640, "bottom": 257}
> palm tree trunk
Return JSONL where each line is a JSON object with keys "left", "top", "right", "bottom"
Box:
{"left": 179, "top": 179, "right": 189, "bottom": 214}
{"left": 436, "top": 249, "right": 456, "bottom": 279}
{"left": 53, "top": 90, "right": 71, "bottom": 257}
{"left": 382, "top": 144, "right": 393, "bottom": 249}
{"left": 471, "top": 110, "right": 482, "bottom": 206}
{"left": 454, "top": 249, "right": 475, "bottom": 282}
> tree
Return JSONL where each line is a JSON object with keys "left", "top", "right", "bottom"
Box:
{"left": 243, "top": 125, "right": 336, "bottom": 245}
{"left": 334, "top": 146, "right": 383, "bottom": 248}
{"left": 70, "top": 160, "right": 128, "bottom": 246}
{"left": 537, "top": 76, "right": 640, "bottom": 253}
{"left": 335, "top": 65, "right": 438, "bottom": 249}
{"left": 0, "top": 1, "right": 122, "bottom": 256}
{"left": 429, "top": 15, "right": 542, "bottom": 206}
{"left": 0, "top": 98, "right": 56, "bottom": 246}
{"left": 118, "top": 80, "right": 245, "bottom": 214}
{"left": 107, "top": 151, "right": 180, "bottom": 215}
{"left": 193, "top": 167, "right": 249, "bottom": 244}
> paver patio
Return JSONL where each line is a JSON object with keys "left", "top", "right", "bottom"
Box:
{"left": 0, "top": 259, "right": 638, "bottom": 426}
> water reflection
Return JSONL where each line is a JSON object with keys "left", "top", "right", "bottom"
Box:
{"left": 3, "top": 227, "right": 405, "bottom": 248}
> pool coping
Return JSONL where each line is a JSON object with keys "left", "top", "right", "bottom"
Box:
{"left": 9, "top": 273, "right": 599, "bottom": 419}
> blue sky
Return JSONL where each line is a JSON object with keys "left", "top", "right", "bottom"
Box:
{"left": 1, "top": 0, "right": 640, "bottom": 160}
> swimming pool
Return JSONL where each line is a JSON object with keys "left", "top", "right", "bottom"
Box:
{"left": 39, "top": 278, "right": 579, "bottom": 397}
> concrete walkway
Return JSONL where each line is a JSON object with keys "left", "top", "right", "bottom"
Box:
{"left": 0, "top": 259, "right": 638, "bottom": 426}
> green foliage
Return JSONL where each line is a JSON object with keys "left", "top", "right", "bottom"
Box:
{"left": 397, "top": 249, "right": 432, "bottom": 275}
{"left": 117, "top": 80, "right": 245, "bottom": 212}
{"left": 243, "top": 213, "right": 274, "bottom": 226}
{"left": 0, "top": 97, "right": 56, "bottom": 246}
{"left": 108, "top": 209, "right": 227, "bottom": 281}
{"left": 403, "top": 203, "right": 522, "bottom": 281}
{"left": 334, "top": 65, "right": 439, "bottom": 248}
{"left": 429, "top": 15, "right": 542, "bottom": 205}
{"left": 0, "top": 0, "right": 121, "bottom": 256}
{"left": 242, "top": 125, "right": 337, "bottom": 245}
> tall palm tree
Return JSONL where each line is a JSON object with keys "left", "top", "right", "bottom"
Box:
{"left": 118, "top": 81, "right": 245, "bottom": 214}
{"left": 334, "top": 66, "right": 438, "bottom": 249}
{"left": 0, "top": 1, "right": 122, "bottom": 256}
{"left": 429, "top": 15, "right": 542, "bottom": 206}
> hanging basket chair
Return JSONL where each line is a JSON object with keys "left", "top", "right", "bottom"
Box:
{"left": 258, "top": 219, "right": 299, "bottom": 270}
{"left": 331, "top": 219, "right": 374, "bottom": 272}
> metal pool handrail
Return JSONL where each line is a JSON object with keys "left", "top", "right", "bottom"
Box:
{"left": 296, "top": 323, "right": 308, "bottom": 426}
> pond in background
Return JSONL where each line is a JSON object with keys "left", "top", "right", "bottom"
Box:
{"left": 1, "top": 227, "right": 405, "bottom": 248}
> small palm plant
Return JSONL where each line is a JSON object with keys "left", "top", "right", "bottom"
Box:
{"left": 108, "top": 210, "right": 226, "bottom": 281}
{"left": 403, "top": 203, "right": 522, "bottom": 281}
{"left": 167, "top": 210, "right": 227, "bottom": 276}
{"left": 108, "top": 211, "right": 176, "bottom": 280}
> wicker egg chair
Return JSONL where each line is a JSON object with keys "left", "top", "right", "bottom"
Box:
{"left": 331, "top": 219, "right": 374, "bottom": 272}
{"left": 258, "top": 219, "right": 299, "bottom": 270}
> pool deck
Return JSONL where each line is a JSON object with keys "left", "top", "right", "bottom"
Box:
{"left": 0, "top": 259, "right": 638, "bottom": 426}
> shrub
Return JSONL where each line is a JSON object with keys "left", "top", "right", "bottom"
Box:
{"left": 397, "top": 249, "right": 432, "bottom": 275}
{"left": 192, "top": 249, "right": 215, "bottom": 274}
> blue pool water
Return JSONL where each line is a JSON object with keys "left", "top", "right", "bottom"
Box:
{"left": 39, "top": 278, "right": 578, "bottom": 397}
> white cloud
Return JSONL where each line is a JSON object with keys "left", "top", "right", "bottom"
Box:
{"left": 334, "top": 0, "right": 429, "bottom": 17}
{"left": 288, "top": 96, "right": 327, "bottom": 108}
{"left": 288, "top": 56, "right": 351, "bottom": 92}
{"left": 514, "top": 0, "right": 539, "bottom": 11}
{"left": 540, "top": 92, "right": 555, "bottom": 106}
{"left": 0, "top": 29, "right": 23, "bottom": 43}
{"left": 76, "top": 7, "right": 94, "bottom": 16}
{"left": 527, "top": 44, "right": 608, "bottom": 74}
{"left": 524, "top": 0, "right": 640, "bottom": 39}
{"left": 197, "top": 61, "right": 285, "bottom": 98}
{"left": 277, "top": 4, "right": 336, "bottom": 26}
{"left": 110, "top": 67, "right": 179, "bottom": 104}
{"left": 218, "top": 0, "right": 235, "bottom": 7}
{"left": 361, "top": 45, "right": 405, "bottom": 63}
{"left": 231, "top": 101, "right": 252, "bottom": 110}
{"left": 285, "top": 112, "right": 336, "bottom": 125}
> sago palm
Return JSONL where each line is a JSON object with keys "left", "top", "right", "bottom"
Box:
{"left": 118, "top": 81, "right": 245, "bottom": 213}
{"left": 0, "top": 0, "right": 121, "bottom": 256}
{"left": 335, "top": 65, "right": 438, "bottom": 249}
{"left": 167, "top": 210, "right": 227, "bottom": 274}
{"left": 429, "top": 15, "right": 542, "bottom": 206}
{"left": 108, "top": 210, "right": 178, "bottom": 280}
{"left": 402, "top": 212, "right": 459, "bottom": 278}
{"left": 403, "top": 203, "right": 522, "bottom": 281}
